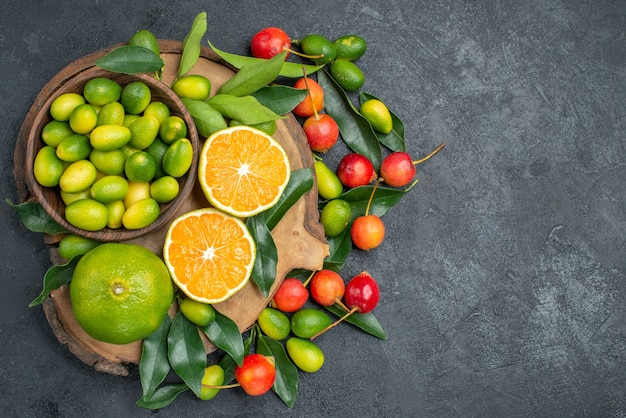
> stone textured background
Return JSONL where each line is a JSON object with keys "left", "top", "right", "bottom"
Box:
{"left": 0, "top": 1, "right": 623, "bottom": 416}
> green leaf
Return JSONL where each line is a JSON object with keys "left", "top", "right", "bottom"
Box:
{"left": 218, "top": 51, "right": 287, "bottom": 97}
{"left": 251, "top": 85, "right": 308, "bottom": 115}
{"left": 360, "top": 92, "right": 405, "bottom": 152}
{"left": 178, "top": 12, "right": 207, "bottom": 78}
{"left": 29, "top": 256, "right": 80, "bottom": 307}
{"left": 257, "top": 335, "right": 299, "bottom": 408}
{"left": 322, "top": 226, "right": 353, "bottom": 272}
{"left": 317, "top": 70, "right": 382, "bottom": 170}
{"left": 325, "top": 304, "right": 387, "bottom": 340}
{"left": 200, "top": 309, "right": 245, "bottom": 367}
{"left": 167, "top": 312, "right": 207, "bottom": 397}
{"left": 95, "top": 45, "right": 164, "bottom": 75}
{"left": 208, "top": 41, "right": 325, "bottom": 78}
{"left": 246, "top": 216, "right": 278, "bottom": 298}
{"left": 180, "top": 98, "right": 227, "bottom": 137}
{"left": 207, "top": 94, "right": 284, "bottom": 125}
{"left": 135, "top": 384, "right": 189, "bottom": 410}
{"left": 139, "top": 315, "right": 172, "bottom": 398}
{"left": 219, "top": 329, "right": 254, "bottom": 383}
{"left": 7, "top": 199, "right": 67, "bottom": 235}
{"left": 258, "top": 168, "right": 314, "bottom": 231}
{"left": 340, "top": 181, "right": 417, "bottom": 219}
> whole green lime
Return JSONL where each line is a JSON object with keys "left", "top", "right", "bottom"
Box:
{"left": 330, "top": 59, "right": 365, "bottom": 91}
{"left": 70, "top": 243, "right": 174, "bottom": 345}
{"left": 300, "top": 34, "right": 336, "bottom": 64}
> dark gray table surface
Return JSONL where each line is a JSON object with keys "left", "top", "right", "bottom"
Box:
{"left": 1, "top": 1, "right": 624, "bottom": 417}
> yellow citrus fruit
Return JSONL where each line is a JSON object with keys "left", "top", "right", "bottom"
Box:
{"left": 129, "top": 29, "right": 161, "bottom": 57}
{"left": 89, "top": 148, "right": 126, "bottom": 175}
{"left": 124, "top": 181, "right": 151, "bottom": 208}
{"left": 125, "top": 151, "right": 157, "bottom": 183}
{"left": 143, "top": 101, "right": 170, "bottom": 124}
{"left": 122, "top": 197, "right": 160, "bottom": 230}
{"left": 128, "top": 115, "right": 160, "bottom": 149}
{"left": 68, "top": 103, "right": 98, "bottom": 134}
{"left": 330, "top": 59, "right": 365, "bottom": 91}
{"left": 59, "top": 160, "right": 97, "bottom": 193}
{"left": 90, "top": 175, "right": 129, "bottom": 203}
{"left": 333, "top": 35, "right": 367, "bottom": 61}
{"left": 96, "top": 101, "right": 125, "bottom": 126}
{"left": 172, "top": 75, "right": 212, "bottom": 101}
{"left": 258, "top": 307, "right": 291, "bottom": 340}
{"left": 199, "top": 126, "right": 290, "bottom": 217}
{"left": 60, "top": 189, "right": 91, "bottom": 206}
{"left": 90, "top": 125, "right": 132, "bottom": 151}
{"left": 120, "top": 81, "right": 151, "bottom": 115}
{"left": 199, "top": 365, "right": 225, "bottom": 401}
{"left": 50, "top": 93, "right": 86, "bottom": 121}
{"left": 149, "top": 175, "right": 179, "bottom": 203}
{"left": 178, "top": 297, "right": 216, "bottom": 327}
{"left": 360, "top": 99, "right": 393, "bottom": 134}
{"left": 162, "top": 137, "right": 193, "bottom": 178}
{"left": 159, "top": 115, "right": 187, "bottom": 144}
{"left": 314, "top": 160, "right": 343, "bottom": 201}
{"left": 65, "top": 198, "right": 108, "bottom": 231}
{"left": 286, "top": 337, "right": 325, "bottom": 373}
{"left": 58, "top": 234, "right": 102, "bottom": 261}
{"left": 83, "top": 77, "right": 123, "bottom": 106}
{"left": 163, "top": 208, "right": 256, "bottom": 304}
{"left": 105, "top": 200, "right": 125, "bottom": 229}
{"left": 34, "top": 145, "right": 65, "bottom": 187}
{"left": 56, "top": 133, "right": 92, "bottom": 162}
{"left": 41, "top": 120, "right": 74, "bottom": 147}
{"left": 69, "top": 242, "right": 174, "bottom": 344}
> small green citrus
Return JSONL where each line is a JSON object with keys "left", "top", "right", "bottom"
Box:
{"left": 257, "top": 307, "right": 291, "bottom": 340}
{"left": 83, "top": 77, "right": 123, "bottom": 106}
{"left": 120, "top": 81, "right": 151, "bottom": 115}
{"left": 41, "top": 120, "right": 74, "bottom": 147}
{"left": 330, "top": 59, "right": 365, "bottom": 91}
{"left": 360, "top": 98, "right": 393, "bottom": 134}
{"left": 34, "top": 145, "right": 65, "bottom": 187}
{"left": 178, "top": 297, "right": 215, "bottom": 327}
{"left": 333, "top": 35, "right": 367, "bottom": 61}
{"left": 50, "top": 93, "right": 86, "bottom": 121}
{"left": 286, "top": 337, "right": 325, "bottom": 373}
{"left": 172, "top": 75, "right": 212, "bottom": 101}
{"left": 320, "top": 199, "right": 352, "bottom": 237}
{"left": 58, "top": 234, "right": 102, "bottom": 260}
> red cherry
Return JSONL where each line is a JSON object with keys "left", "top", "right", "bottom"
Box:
{"left": 344, "top": 271, "right": 380, "bottom": 314}
{"left": 250, "top": 27, "right": 291, "bottom": 59}
{"left": 303, "top": 113, "right": 339, "bottom": 153}
{"left": 337, "top": 153, "right": 376, "bottom": 188}
{"left": 350, "top": 214, "right": 385, "bottom": 250}
{"left": 380, "top": 151, "right": 416, "bottom": 187}
{"left": 310, "top": 269, "right": 345, "bottom": 306}
{"left": 234, "top": 354, "right": 276, "bottom": 396}
{"left": 292, "top": 77, "right": 324, "bottom": 117}
{"left": 271, "top": 278, "right": 309, "bottom": 312}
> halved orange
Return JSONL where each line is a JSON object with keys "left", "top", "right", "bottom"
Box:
{"left": 163, "top": 208, "right": 256, "bottom": 304}
{"left": 198, "top": 126, "right": 290, "bottom": 217}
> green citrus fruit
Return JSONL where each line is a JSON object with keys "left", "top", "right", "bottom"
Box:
{"left": 65, "top": 198, "right": 108, "bottom": 231}
{"left": 122, "top": 197, "right": 160, "bottom": 230}
{"left": 159, "top": 115, "right": 187, "bottom": 144}
{"left": 330, "top": 59, "right": 365, "bottom": 91}
{"left": 83, "top": 77, "right": 123, "bottom": 106}
{"left": 120, "top": 81, "right": 151, "bottom": 115}
{"left": 56, "top": 133, "right": 92, "bottom": 162}
{"left": 70, "top": 242, "right": 174, "bottom": 344}
{"left": 128, "top": 115, "right": 160, "bottom": 149}
{"left": 300, "top": 34, "right": 336, "bottom": 64}
{"left": 90, "top": 175, "right": 129, "bottom": 203}
{"left": 89, "top": 148, "right": 126, "bottom": 175}
{"left": 123, "top": 114, "right": 141, "bottom": 127}
{"left": 320, "top": 199, "right": 352, "bottom": 237}
{"left": 69, "top": 103, "right": 98, "bottom": 134}
{"left": 60, "top": 189, "right": 91, "bottom": 206}
{"left": 333, "top": 35, "right": 367, "bottom": 61}
{"left": 34, "top": 145, "right": 65, "bottom": 187}
{"left": 360, "top": 98, "right": 393, "bottom": 134}
{"left": 50, "top": 93, "right": 85, "bottom": 121}
{"left": 90, "top": 125, "right": 132, "bottom": 151}
{"left": 145, "top": 137, "right": 169, "bottom": 178}
{"left": 97, "top": 101, "right": 125, "bottom": 126}
{"left": 58, "top": 234, "right": 102, "bottom": 260}
{"left": 41, "top": 120, "right": 74, "bottom": 147}
{"left": 162, "top": 137, "right": 193, "bottom": 178}
{"left": 59, "top": 159, "right": 97, "bottom": 193}
{"left": 290, "top": 308, "right": 333, "bottom": 339}
{"left": 129, "top": 29, "right": 161, "bottom": 56}
{"left": 314, "top": 160, "right": 343, "bottom": 200}
{"left": 125, "top": 151, "right": 157, "bottom": 183}
{"left": 199, "top": 365, "right": 224, "bottom": 401}
{"left": 172, "top": 75, "right": 212, "bottom": 101}
{"left": 150, "top": 176, "right": 179, "bottom": 203}
{"left": 286, "top": 337, "right": 325, "bottom": 373}
{"left": 143, "top": 101, "right": 170, "bottom": 124}
{"left": 105, "top": 200, "right": 125, "bottom": 229}
{"left": 257, "top": 307, "right": 291, "bottom": 340}
{"left": 179, "top": 297, "right": 216, "bottom": 327}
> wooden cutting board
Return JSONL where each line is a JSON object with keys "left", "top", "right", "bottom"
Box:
{"left": 14, "top": 40, "right": 329, "bottom": 376}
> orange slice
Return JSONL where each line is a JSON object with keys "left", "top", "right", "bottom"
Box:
{"left": 163, "top": 208, "right": 256, "bottom": 304}
{"left": 198, "top": 126, "right": 290, "bottom": 217}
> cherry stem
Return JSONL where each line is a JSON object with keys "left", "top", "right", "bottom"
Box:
{"left": 334, "top": 298, "right": 351, "bottom": 312}
{"left": 301, "top": 67, "right": 320, "bottom": 120}
{"left": 413, "top": 142, "right": 446, "bottom": 165}
{"left": 302, "top": 270, "right": 316, "bottom": 287}
{"left": 285, "top": 47, "right": 323, "bottom": 60}
{"left": 364, "top": 178, "right": 381, "bottom": 216}
{"left": 310, "top": 306, "right": 359, "bottom": 341}
{"left": 201, "top": 382, "right": 240, "bottom": 390}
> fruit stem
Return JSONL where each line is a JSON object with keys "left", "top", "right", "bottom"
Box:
{"left": 364, "top": 178, "right": 381, "bottom": 216}
{"left": 301, "top": 67, "right": 321, "bottom": 121}
{"left": 287, "top": 47, "right": 324, "bottom": 60}
{"left": 412, "top": 142, "right": 446, "bottom": 165}
{"left": 201, "top": 383, "right": 240, "bottom": 390}
{"left": 335, "top": 298, "right": 351, "bottom": 312}
{"left": 310, "top": 306, "right": 359, "bottom": 341}
{"left": 302, "top": 270, "right": 316, "bottom": 287}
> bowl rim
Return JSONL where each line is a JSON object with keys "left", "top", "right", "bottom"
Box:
{"left": 25, "top": 68, "right": 199, "bottom": 242}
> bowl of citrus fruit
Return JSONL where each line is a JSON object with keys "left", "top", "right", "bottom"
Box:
{"left": 25, "top": 67, "right": 199, "bottom": 242}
